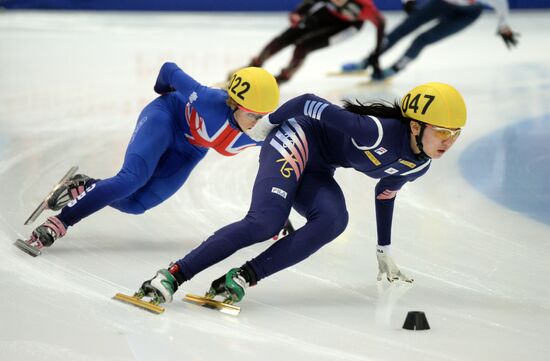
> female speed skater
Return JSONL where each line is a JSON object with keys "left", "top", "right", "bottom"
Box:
{"left": 341, "top": 0, "right": 519, "bottom": 80}
{"left": 19, "top": 62, "right": 290, "bottom": 255}
{"left": 135, "top": 82, "right": 468, "bottom": 306}
{"left": 243, "top": 0, "right": 385, "bottom": 84}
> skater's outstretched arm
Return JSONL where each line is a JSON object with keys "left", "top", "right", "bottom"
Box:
{"left": 468, "top": 0, "right": 518, "bottom": 48}
{"left": 373, "top": 167, "right": 429, "bottom": 248}
{"left": 373, "top": 170, "right": 429, "bottom": 284}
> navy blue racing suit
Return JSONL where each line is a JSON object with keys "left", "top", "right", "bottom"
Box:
{"left": 176, "top": 93, "right": 431, "bottom": 282}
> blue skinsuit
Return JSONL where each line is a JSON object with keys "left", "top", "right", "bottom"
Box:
{"left": 176, "top": 93, "right": 431, "bottom": 283}
{"left": 57, "top": 63, "right": 259, "bottom": 227}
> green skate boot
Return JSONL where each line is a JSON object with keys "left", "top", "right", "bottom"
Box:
{"left": 206, "top": 264, "right": 257, "bottom": 304}
{"left": 114, "top": 264, "right": 185, "bottom": 313}
{"left": 183, "top": 264, "right": 256, "bottom": 315}
{"left": 206, "top": 268, "right": 246, "bottom": 304}
{"left": 136, "top": 269, "right": 179, "bottom": 305}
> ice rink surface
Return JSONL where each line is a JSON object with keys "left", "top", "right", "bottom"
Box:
{"left": 1, "top": 9, "right": 549, "bottom": 361}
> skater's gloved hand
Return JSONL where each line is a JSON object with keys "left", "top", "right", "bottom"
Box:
{"left": 246, "top": 115, "right": 278, "bottom": 141}
{"left": 376, "top": 245, "right": 413, "bottom": 283}
{"left": 498, "top": 26, "right": 519, "bottom": 49}
{"left": 289, "top": 12, "right": 302, "bottom": 27}
{"left": 403, "top": 0, "right": 417, "bottom": 15}
{"left": 154, "top": 62, "right": 177, "bottom": 95}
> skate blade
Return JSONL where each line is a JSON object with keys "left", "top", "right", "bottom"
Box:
{"left": 184, "top": 294, "right": 240, "bottom": 316}
{"left": 113, "top": 293, "right": 165, "bottom": 314}
{"left": 14, "top": 239, "right": 42, "bottom": 257}
{"left": 326, "top": 70, "right": 369, "bottom": 77}
{"left": 24, "top": 166, "right": 79, "bottom": 225}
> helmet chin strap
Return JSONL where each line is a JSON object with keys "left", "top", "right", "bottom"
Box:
{"left": 414, "top": 123, "right": 431, "bottom": 162}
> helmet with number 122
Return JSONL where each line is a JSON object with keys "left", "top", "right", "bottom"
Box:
{"left": 227, "top": 67, "right": 280, "bottom": 115}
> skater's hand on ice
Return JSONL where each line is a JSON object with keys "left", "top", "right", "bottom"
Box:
{"left": 403, "top": 0, "right": 416, "bottom": 15}
{"left": 498, "top": 26, "right": 519, "bottom": 49}
{"left": 376, "top": 245, "right": 413, "bottom": 283}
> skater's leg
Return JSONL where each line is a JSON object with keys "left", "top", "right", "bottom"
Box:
{"left": 57, "top": 98, "right": 175, "bottom": 227}
{"left": 394, "top": 4, "right": 484, "bottom": 68}
{"left": 109, "top": 144, "right": 207, "bottom": 214}
{"left": 250, "top": 27, "right": 304, "bottom": 66}
{"left": 378, "top": 0, "right": 447, "bottom": 55}
{"left": 250, "top": 9, "right": 344, "bottom": 66}
{"left": 173, "top": 118, "right": 313, "bottom": 281}
{"left": 198, "top": 171, "right": 348, "bottom": 304}
{"left": 277, "top": 23, "right": 354, "bottom": 82}
{"left": 373, "top": 2, "right": 482, "bottom": 79}
{"left": 249, "top": 172, "right": 349, "bottom": 281}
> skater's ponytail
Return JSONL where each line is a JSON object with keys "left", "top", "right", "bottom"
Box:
{"left": 343, "top": 99, "right": 408, "bottom": 123}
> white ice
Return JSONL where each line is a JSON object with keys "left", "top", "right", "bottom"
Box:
{"left": 1, "top": 10, "right": 549, "bottom": 361}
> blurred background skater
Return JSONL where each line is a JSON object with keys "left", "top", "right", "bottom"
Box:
{"left": 19, "top": 63, "right": 284, "bottom": 255}
{"left": 242, "top": 0, "right": 385, "bottom": 84}
{"left": 341, "top": 0, "right": 519, "bottom": 80}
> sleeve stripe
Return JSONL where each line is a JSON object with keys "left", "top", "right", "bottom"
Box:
{"left": 312, "top": 102, "right": 323, "bottom": 118}
{"left": 304, "top": 100, "right": 313, "bottom": 116}
{"left": 316, "top": 103, "right": 329, "bottom": 119}
{"left": 304, "top": 100, "right": 329, "bottom": 120}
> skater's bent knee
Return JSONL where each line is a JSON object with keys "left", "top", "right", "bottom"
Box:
{"left": 117, "top": 155, "right": 151, "bottom": 189}
{"left": 306, "top": 211, "right": 349, "bottom": 248}
{"left": 331, "top": 210, "right": 349, "bottom": 237}
{"left": 109, "top": 199, "right": 147, "bottom": 214}
{"left": 244, "top": 208, "right": 288, "bottom": 240}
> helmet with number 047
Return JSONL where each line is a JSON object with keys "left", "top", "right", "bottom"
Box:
{"left": 401, "top": 82, "right": 467, "bottom": 129}
{"left": 227, "top": 67, "right": 280, "bottom": 114}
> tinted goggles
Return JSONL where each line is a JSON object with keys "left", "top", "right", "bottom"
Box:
{"left": 427, "top": 124, "right": 462, "bottom": 141}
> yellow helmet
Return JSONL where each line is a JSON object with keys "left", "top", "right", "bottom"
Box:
{"left": 227, "top": 67, "right": 279, "bottom": 114}
{"left": 401, "top": 82, "right": 467, "bottom": 128}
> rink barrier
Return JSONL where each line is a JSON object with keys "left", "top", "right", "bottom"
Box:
{"left": 2, "top": 0, "right": 548, "bottom": 11}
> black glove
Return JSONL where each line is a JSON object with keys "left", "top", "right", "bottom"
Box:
{"left": 154, "top": 62, "right": 177, "bottom": 95}
{"left": 403, "top": 0, "right": 416, "bottom": 15}
{"left": 154, "top": 80, "right": 175, "bottom": 95}
{"left": 499, "top": 28, "right": 519, "bottom": 49}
